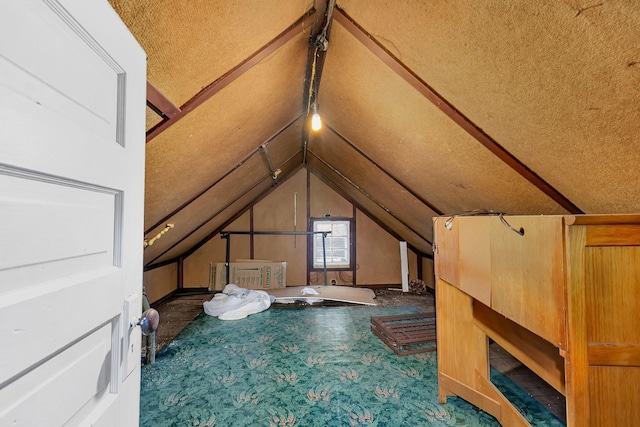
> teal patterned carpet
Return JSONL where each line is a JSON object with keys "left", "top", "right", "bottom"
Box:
{"left": 140, "top": 306, "right": 565, "bottom": 426}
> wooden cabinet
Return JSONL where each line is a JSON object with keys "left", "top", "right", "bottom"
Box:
{"left": 434, "top": 214, "right": 640, "bottom": 426}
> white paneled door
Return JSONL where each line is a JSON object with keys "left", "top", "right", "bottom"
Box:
{"left": 0, "top": 1, "right": 146, "bottom": 425}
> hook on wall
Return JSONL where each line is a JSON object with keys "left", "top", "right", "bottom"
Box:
{"left": 499, "top": 214, "right": 525, "bottom": 236}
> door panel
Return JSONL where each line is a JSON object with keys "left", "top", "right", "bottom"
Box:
{"left": 0, "top": 321, "right": 115, "bottom": 426}
{"left": 0, "top": 0, "right": 146, "bottom": 425}
{"left": 0, "top": 1, "right": 123, "bottom": 142}
{"left": 0, "top": 167, "right": 119, "bottom": 286}
{"left": 1, "top": 274, "right": 121, "bottom": 387}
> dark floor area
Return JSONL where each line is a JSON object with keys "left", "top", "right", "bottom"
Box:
{"left": 147, "top": 287, "right": 565, "bottom": 423}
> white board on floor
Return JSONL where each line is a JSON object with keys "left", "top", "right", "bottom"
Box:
{"left": 267, "top": 286, "right": 377, "bottom": 305}
{"left": 400, "top": 241, "right": 409, "bottom": 292}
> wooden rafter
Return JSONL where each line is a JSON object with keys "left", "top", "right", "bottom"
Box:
{"left": 146, "top": 11, "right": 317, "bottom": 143}
{"left": 326, "top": 123, "right": 443, "bottom": 216}
{"left": 334, "top": 7, "right": 583, "bottom": 215}
{"left": 146, "top": 80, "right": 180, "bottom": 118}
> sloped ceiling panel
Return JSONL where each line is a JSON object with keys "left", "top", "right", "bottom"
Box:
{"left": 144, "top": 32, "right": 308, "bottom": 228}
{"left": 320, "top": 21, "right": 569, "bottom": 216}
{"left": 308, "top": 129, "right": 438, "bottom": 241}
{"left": 110, "top": 0, "right": 313, "bottom": 106}
{"left": 144, "top": 117, "right": 303, "bottom": 232}
{"left": 337, "top": 0, "right": 640, "bottom": 213}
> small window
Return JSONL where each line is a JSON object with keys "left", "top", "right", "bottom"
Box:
{"left": 312, "top": 219, "right": 351, "bottom": 269}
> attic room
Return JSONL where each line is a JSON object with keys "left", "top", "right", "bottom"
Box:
{"left": 1, "top": 0, "right": 639, "bottom": 426}
{"left": 129, "top": 0, "right": 640, "bottom": 304}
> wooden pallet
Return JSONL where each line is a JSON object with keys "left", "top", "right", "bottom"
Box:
{"left": 371, "top": 312, "right": 436, "bottom": 355}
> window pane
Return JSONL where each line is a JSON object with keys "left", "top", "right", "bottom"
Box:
{"left": 315, "top": 223, "right": 331, "bottom": 232}
{"left": 312, "top": 219, "right": 350, "bottom": 268}
{"left": 333, "top": 223, "right": 348, "bottom": 236}
{"left": 332, "top": 237, "right": 347, "bottom": 249}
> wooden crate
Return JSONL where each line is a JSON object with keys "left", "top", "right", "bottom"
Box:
{"left": 371, "top": 312, "right": 436, "bottom": 355}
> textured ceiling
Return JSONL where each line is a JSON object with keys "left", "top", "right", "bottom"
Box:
{"left": 108, "top": 0, "right": 640, "bottom": 268}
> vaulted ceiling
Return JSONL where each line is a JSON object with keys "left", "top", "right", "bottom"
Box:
{"left": 108, "top": 0, "right": 640, "bottom": 268}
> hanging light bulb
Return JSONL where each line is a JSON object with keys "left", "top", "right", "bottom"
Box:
{"left": 311, "top": 112, "right": 322, "bottom": 131}
{"left": 311, "top": 103, "right": 322, "bottom": 131}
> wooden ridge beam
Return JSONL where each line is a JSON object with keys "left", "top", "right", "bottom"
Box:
{"left": 301, "top": 0, "right": 336, "bottom": 163}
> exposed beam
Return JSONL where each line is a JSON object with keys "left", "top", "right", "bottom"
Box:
{"left": 326, "top": 123, "right": 443, "bottom": 216}
{"left": 146, "top": 11, "right": 316, "bottom": 143}
{"left": 307, "top": 150, "right": 433, "bottom": 250}
{"left": 146, "top": 80, "right": 181, "bottom": 119}
{"left": 301, "top": 0, "right": 336, "bottom": 163}
{"left": 307, "top": 162, "right": 432, "bottom": 259}
{"left": 143, "top": 257, "right": 178, "bottom": 272}
{"left": 260, "top": 144, "right": 279, "bottom": 184}
{"left": 334, "top": 7, "right": 583, "bottom": 215}
{"left": 145, "top": 114, "right": 302, "bottom": 235}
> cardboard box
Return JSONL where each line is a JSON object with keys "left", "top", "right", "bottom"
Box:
{"left": 209, "top": 262, "right": 287, "bottom": 291}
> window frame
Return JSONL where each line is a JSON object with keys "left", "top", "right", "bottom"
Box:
{"left": 309, "top": 217, "right": 355, "bottom": 271}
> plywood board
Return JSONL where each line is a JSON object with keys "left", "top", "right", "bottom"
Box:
{"left": 490, "top": 216, "right": 565, "bottom": 348}
{"left": 267, "top": 285, "right": 376, "bottom": 305}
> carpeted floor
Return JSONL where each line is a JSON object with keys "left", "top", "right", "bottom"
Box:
{"left": 140, "top": 306, "right": 565, "bottom": 426}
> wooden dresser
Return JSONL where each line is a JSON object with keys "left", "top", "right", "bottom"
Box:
{"left": 433, "top": 214, "right": 640, "bottom": 426}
